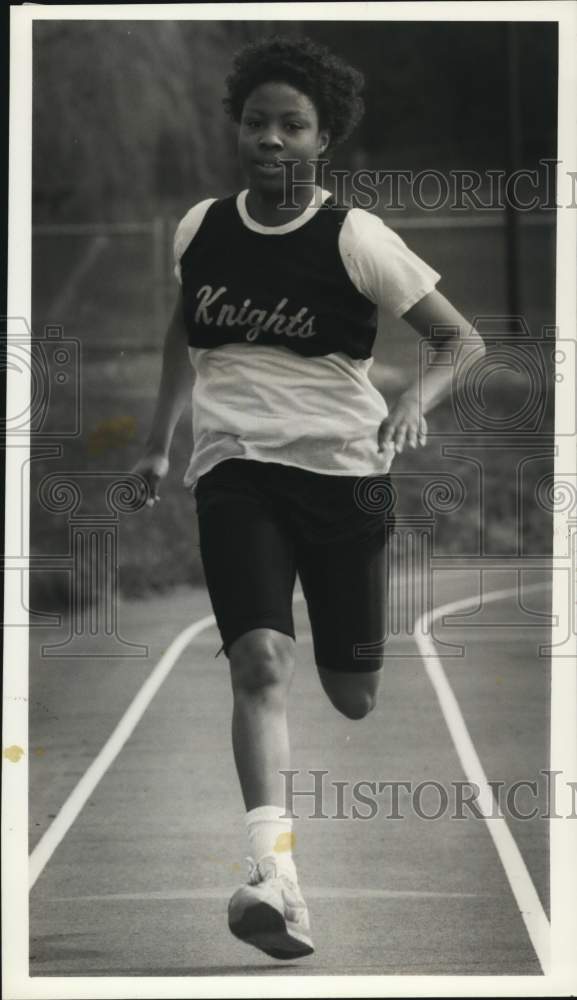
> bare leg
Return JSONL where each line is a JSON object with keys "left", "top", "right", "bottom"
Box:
{"left": 229, "top": 628, "right": 296, "bottom": 810}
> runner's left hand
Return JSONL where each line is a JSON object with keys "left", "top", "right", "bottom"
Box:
{"left": 377, "top": 396, "right": 428, "bottom": 454}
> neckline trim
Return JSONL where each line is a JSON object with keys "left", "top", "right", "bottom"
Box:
{"left": 236, "top": 188, "right": 333, "bottom": 235}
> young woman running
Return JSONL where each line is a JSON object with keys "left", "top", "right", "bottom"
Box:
{"left": 133, "top": 36, "right": 485, "bottom": 961}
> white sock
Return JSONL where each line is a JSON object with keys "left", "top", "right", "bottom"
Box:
{"left": 246, "top": 804, "right": 298, "bottom": 880}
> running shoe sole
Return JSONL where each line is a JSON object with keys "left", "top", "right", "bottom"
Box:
{"left": 228, "top": 896, "right": 314, "bottom": 960}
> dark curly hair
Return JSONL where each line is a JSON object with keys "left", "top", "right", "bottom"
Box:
{"left": 222, "top": 35, "right": 365, "bottom": 147}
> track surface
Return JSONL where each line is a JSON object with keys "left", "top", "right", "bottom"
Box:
{"left": 29, "top": 565, "right": 551, "bottom": 977}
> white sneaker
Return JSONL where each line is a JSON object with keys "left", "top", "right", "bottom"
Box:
{"left": 228, "top": 855, "right": 314, "bottom": 960}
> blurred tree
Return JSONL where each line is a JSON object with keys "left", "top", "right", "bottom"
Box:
{"left": 32, "top": 19, "right": 298, "bottom": 221}
{"left": 32, "top": 19, "right": 556, "bottom": 222}
{"left": 305, "top": 20, "right": 557, "bottom": 170}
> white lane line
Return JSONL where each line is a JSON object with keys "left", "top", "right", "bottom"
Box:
{"left": 29, "top": 613, "right": 217, "bottom": 890}
{"left": 415, "top": 579, "right": 552, "bottom": 976}
{"left": 43, "top": 888, "right": 482, "bottom": 902}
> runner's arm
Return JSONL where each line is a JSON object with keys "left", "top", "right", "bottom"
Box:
{"left": 400, "top": 288, "right": 486, "bottom": 415}
{"left": 144, "top": 289, "right": 195, "bottom": 456}
{"left": 378, "top": 289, "right": 486, "bottom": 453}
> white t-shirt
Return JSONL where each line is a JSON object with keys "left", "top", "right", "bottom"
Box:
{"left": 173, "top": 188, "right": 441, "bottom": 490}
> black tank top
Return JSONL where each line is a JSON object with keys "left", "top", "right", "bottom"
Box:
{"left": 179, "top": 195, "right": 377, "bottom": 360}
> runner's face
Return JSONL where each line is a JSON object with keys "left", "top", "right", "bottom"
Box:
{"left": 238, "top": 82, "right": 329, "bottom": 197}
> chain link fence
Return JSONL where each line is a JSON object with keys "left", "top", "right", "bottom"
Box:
{"left": 32, "top": 210, "right": 556, "bottom": 356}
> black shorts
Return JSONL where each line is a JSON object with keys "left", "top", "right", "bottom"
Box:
{"left": 194, "top": 458, "right": 396, "bottom": 673}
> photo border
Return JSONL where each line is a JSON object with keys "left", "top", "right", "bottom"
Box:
{"left": 4, "top": 2, "right": 577, "bottom": 997}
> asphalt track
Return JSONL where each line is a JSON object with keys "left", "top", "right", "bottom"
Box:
{"left": 28, "top": 564, "right": 551, "bottom": 977}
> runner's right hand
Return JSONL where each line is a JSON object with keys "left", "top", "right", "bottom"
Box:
{"left": 131, "top": 452, "right": 170, "bottom": 509}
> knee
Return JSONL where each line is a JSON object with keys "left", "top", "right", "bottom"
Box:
{"left": 318, "top": 666, "right": 380, "bottom": 720}
{"left": 336, "top": 690, "right": 376, "bottom": 720}
{"left": 327, "top": 688, "right": 377, "bottom": 720}
{"left": 230, "top": 631, "right": 294, "bottom": 698}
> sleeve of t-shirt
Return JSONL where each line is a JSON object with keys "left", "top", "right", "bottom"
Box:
{"left": 338, "top": 207, "right": 441, "bottom": 318}
{"left": 173, "top": 198, "right": 217, "bottom": 284}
